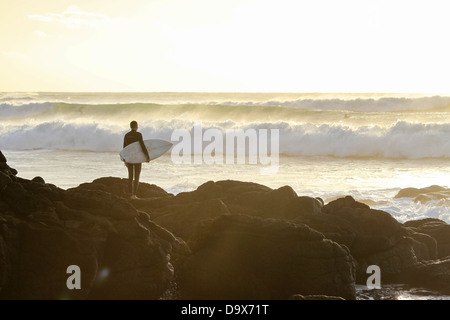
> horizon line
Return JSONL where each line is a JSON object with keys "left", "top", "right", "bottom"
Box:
{"left": 0, "top": 91, "right": 446, "bottom": 95}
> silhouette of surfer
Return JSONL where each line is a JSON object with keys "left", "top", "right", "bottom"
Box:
{"left": 123, "top": 121, "right": 150, "bottom": 199}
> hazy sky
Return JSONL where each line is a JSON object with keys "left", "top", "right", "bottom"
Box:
{"left": 1, "top": 0, "right": 449, "bottom": 92}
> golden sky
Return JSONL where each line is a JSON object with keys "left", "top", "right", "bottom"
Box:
{"left": 1, "top": 0, "right": 450, "bottom": 92}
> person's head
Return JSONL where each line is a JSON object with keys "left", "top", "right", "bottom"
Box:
{"left": 130, "top": 120, "right": 138, "bottom": 131}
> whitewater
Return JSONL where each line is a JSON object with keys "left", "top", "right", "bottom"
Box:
{"left": 1, "top": 92, "right": 450, "bottom": 224}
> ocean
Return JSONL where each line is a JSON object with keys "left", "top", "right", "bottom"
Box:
{"left": 1, "top": 92, "right": 450, "bottom": 225}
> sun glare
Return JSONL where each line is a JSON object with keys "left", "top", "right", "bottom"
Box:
{"left": 1, "top": 0, "right": 450, "bottom": 92}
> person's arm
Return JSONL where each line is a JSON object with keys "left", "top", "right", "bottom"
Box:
{"left": 138, "top": 132, "right": 150, "bottom": 161}
{"left": 122, "top": 135, "right": 128, "bottom": 166}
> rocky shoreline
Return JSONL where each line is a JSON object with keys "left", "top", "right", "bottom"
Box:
{"left": 1, "top": 155, "right": 450, "bottom": 300}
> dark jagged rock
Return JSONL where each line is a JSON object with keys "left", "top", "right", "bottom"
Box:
{"left": 0, "top": 158, "right": 64, "bottom": 220}
{"left": 220, "top": 181, "right": 323, "bottom": 218}
{"left": 395, "top": 185, "right": 448, "bottom": 199}
{"left": 0, "top": 172, "right": 12, "bottom": 191}
{"left": 153, "top": 198, "right": 231, "bottom": 240}
{"left": 179, "top": 215, "right": 356, "bottom": 300}
{"left": 176, "top": 180, "right": 322, "bottom": 218}
{"left": 31, "top": 176, "right": 45, "bottom": 184}
{"left": 322, "top": 196, "right": 370, "bottom": 214}
{"left": 1, "top": 215, "right": 106, "bottom": 299}
{"left": 150, "top": 180, "right": 323, "bottom": 240}
{"left": 403, "top": 228, "right": 438, "bottom": 261}
{"left": 405, "top": 257, "right": 450, "bottom": 294}
{"left": 63, "top": 188, "right": 138, "bottom": 220}
{"left": 76, "top": 176, "right": 172, "bottom": 200}
{"left": 0, "top": 158, "right": 182, "bottom": 300}
{"left": 67, "top": 178, "right": 450, "bottom": 296}
{"left": 0, "top": 154, "right": 17, "bottom": 177}
{"left": 0, "top": 151, "right": 6, "bottom": 164}
{"left": 395, "top": 185, "right": 450, "bottom": 205}
{"left": 3, "top": 149, "right": 450, "bottom": 299}
{"left": 295, "top": 196, "right": 436, "bottom": 283}
{"left": 74, "top": 179, "right": 323, "bottom": 242}
{"left": 404, "top": 219, "right": 450, "bottom": 259}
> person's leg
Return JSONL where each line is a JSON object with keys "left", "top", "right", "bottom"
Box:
{"left": 127, "top": 163, "right": 134, "bottom": 195}
{"left": 133, "top": 163, "right": 142, "bottom": 196}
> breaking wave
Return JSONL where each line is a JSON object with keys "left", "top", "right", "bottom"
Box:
{"left": 1, "top": 119, "right": 449, "bottom": 158}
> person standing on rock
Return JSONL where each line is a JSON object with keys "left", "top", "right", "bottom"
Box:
{"left": 123, "top": 121, "right": 150, "bottom": 199}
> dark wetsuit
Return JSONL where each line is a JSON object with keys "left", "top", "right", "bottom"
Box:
{"left": 123, "top": 130, "right": 150, "bottom": 196}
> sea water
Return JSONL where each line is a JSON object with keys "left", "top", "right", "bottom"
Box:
{"left": 2, "top": 92, "right": 450, "bottom": 300}
{"left": 1, "top": 92, "right": 450, "bottom": 225}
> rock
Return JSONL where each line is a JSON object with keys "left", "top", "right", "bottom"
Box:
{"left": 0, "top": 151, "right": 6, "bottom": 163}
{"left": 224, "top": 182, "right": 323, "bottom": 218}
{"left": 0, "top": 215, "right": 105, "bottom": 299}
{"left": 1, "top": 210, "right": 179, "bottom": 300}
{"left": 130, "top": 197, "right": 174, "bottom": 213}
{"left": 296, "top": 196, "right": 432, "bottom": 282}
{"left": 148, "top": 180, "right": 323, "bottom": 240}
{"left": 0, "top": 162, "right": 64, "bottom": 218}
{"left": 73, "top": 177, "right": 175, "bottom": 219}
{"left": 178, "top": 180, "right": 226, "bottom": 201}
{"left": 0, "top": 162, "right": 17, "bottom": 177}
{"left": 88, "top": 216, "right": 175, "bottom": 299}
{"left": 179, "top": 215, "right": 356, "bottom": 300}
{"left": 395, "top": 186, "right": 450, "bottom": 204}
{"left": 2, "top": 182, "right": 36, "bottom": 217}
{"left": 322, "top": 196, "right": 370, "bottom": 214}
{"left": 0, "top": 172, "right": 12, "bottom": 191}
{"left": 31, "top": 176, "right": 45, "bottom": 184}
{"left": 0, "top": 170, "right": 182, "bottom": 299}
{"left": 404, "top": 219, "right": 450, "bottom": 259}
{"left": 77, "top": 177, "right": 172, "bottom": 200}
{"left": 405, "top": 257, "right": 450, "bottom": 294}
{"left": 136, "top": 216, "right": 192, "bottom": 284}
{"left": 395, "top": 185, "right": 447, "bottom": 199}
{"left": 403, "top": 218, "right": 441, "bottom": 228}
{"left": 403, "top": 228, "right": 437, "bottom": 261}
{"left": 153, "top": 198, "right": 230, "bottom": 240}
{"left": 3, "top": 153, "right": 450, "bottom": 299}
{"left": 63, "top": 188, "right": 138, "bottom": 220}
{"left": 0, "top": 152, "right": 17, "bottom": 177}
{"left": 176, "top": 180, "right": 322, "bottom": 218}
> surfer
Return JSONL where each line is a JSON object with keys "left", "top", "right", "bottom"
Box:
{"left": 123, "top": 121, "right": 150, "bottom": 199}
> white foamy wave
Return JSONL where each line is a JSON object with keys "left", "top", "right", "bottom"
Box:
{"left": 0, "top": 92, "right": 39, "bottom": 103}
{"left": 1, "top": 120, "right": 449, "bottom": 158}
{"left": 2, "top": 93, "right": 450, "bottom": 114}
{"left": 374, "top": 198, "right": 450, "bottom": 224}
{"left": 277, "top": 121, "right": 450, "bottom": 158}
{"left": 165, "top": 181, "right": 199, "bottom": 195}
{"left": 0, "top": 119, "right": 187, "bottom": 152}
{"left": 0, "top": 102, "right": 56, "bottom": 120}
{"left": 0, "top": 122, "right": 124, "bottom": 151}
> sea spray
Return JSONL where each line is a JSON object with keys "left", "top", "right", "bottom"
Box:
{"left": 1, "top": 92, "right": 449, "bottom": 226}
{"left": 1, "top": 120, "right": 449, "bottom": 159}
{"left": 171, "top": 121, "right": 279, "bottom": 174}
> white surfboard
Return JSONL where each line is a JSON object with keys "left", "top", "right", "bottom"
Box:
{"left": 120, "top": 139, "right": 173, "bottom": 164}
